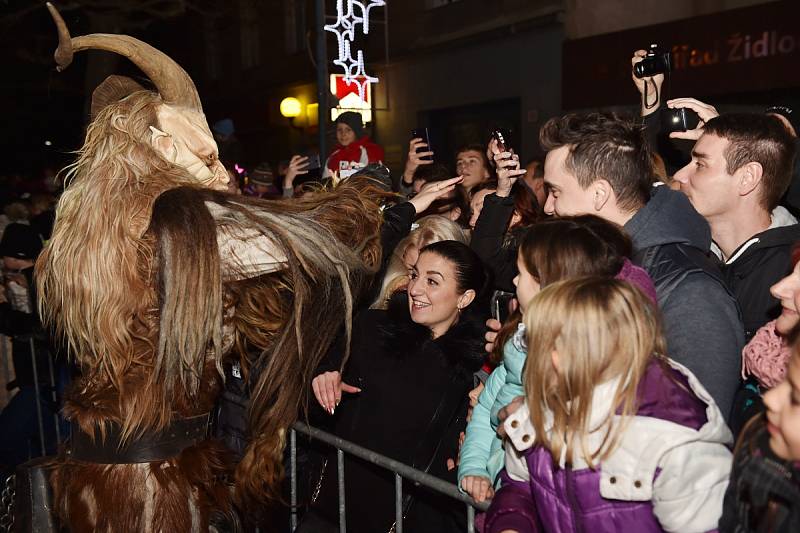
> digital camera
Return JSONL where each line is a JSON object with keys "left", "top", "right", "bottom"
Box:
{"left": 633, "top": 44, "right": 671, "bottom": 79}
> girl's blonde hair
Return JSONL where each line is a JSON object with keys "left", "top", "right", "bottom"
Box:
{"left": 370, "top": 214, "right": 468, "bottom": 309}
{"left": 523, "top": 277, "right": 666, "bottom": 468}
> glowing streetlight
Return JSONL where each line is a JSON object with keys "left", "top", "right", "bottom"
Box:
{"left": 280, "top": 97, "right": 302, "bottom": 118}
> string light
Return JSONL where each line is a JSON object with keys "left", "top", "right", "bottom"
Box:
{"left": 325, "top": 0, "right": 385, "bottom": 102}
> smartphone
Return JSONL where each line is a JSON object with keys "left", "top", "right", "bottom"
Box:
{"left": 411, "top": 128, "right": 433, "bottom": 161}
{"left": 490, "top": 290, "right": 516, "bottom": 324}
{"left": 304, "top": 153, "right": 321, "bottom": 171}
{"left": 490, "top": 128, "right": 512, "bottom": 153}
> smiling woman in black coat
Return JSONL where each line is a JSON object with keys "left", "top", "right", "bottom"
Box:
{"left": 299, "top": 240, "right": 490, "bottom": 533}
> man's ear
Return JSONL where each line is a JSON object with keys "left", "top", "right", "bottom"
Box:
{"left": 449, "top": 207, "right": 462, "bottom": 222}
{"left": 149, "top": 126, "right": 177, "bottom": 161}
{"left": 738, "top": 162, "right": 763, "bottom": 198}
{"left": 592, "top": 179, "right": 613, "bottom": 211}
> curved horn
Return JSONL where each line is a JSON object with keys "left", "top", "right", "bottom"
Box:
{"left": 46, "top": 2, "right": 202, "bottom": 111}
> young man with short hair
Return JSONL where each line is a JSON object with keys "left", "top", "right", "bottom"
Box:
{"left": 540, "top": 112, "right": 744, "bottom": 420}
{"left": 672, "top": 113, "right": 800, "bottom": 340}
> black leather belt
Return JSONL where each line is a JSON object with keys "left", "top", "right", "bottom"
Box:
{"left": 67, "top": 413, "right": 210, "bottom": 464}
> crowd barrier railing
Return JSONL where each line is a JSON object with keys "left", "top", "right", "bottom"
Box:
{"left": 288, "top": 422, "right": 490, "bottom": 533}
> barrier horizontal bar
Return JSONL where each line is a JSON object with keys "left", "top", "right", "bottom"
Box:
{"left": 292, "top": 422, "right": 489, "bottom": 512}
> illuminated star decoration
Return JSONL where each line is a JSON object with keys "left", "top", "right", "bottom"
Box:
{"left": 325, "top": 0, "right": 385, "bottom": 101}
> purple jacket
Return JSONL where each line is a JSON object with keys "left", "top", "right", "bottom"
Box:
{"left": 486, "top": 360, "right": 733, "bottom": 533}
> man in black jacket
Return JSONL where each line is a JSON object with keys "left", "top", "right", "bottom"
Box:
{"left": 672, "top": 113, "right": 800, "bottom": 341}
{"left": 538, "top": 112, "right": 744, "bottom": 421}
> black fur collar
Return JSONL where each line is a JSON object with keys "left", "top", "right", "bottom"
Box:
{"left": 379, "top": 292, "right": 487, "bottom": 373}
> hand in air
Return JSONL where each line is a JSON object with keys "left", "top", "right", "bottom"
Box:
{"left": 403, "top": 138, "right": 434, "bottom": 182}
{"left": 285, "top": 155, "right": 310, "bottom": 187}
{"left": 666, "top": 98, "right": 719, "bottom": 140}
{"left": 631, "top": 50, "right": 664, "bottom": 114}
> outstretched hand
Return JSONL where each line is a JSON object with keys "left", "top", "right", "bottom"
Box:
{"left": 408, "top": 176, "right": 463, "bottom": 214}
{"left": 311, "top": 371, "right": 361, "bottom": 415}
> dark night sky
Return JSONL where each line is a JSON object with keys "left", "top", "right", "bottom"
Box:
{"left": 0, "top": 1, "right": 221, "bottom": 178}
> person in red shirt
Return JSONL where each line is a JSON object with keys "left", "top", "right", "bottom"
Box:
{"left": 324, "top": 111, "right": 384, "bottom": 179}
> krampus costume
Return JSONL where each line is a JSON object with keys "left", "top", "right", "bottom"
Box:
{"left": 27, "top": 4, "right": 384, "bottom": 531}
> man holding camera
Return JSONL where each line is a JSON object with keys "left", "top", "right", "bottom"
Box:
{"left": 633, "top": 49, "right": 800, "bottom": 342}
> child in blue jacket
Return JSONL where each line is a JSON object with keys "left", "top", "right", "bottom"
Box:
{"left": 458, "top": 215, "right": 656, "bottom": 502}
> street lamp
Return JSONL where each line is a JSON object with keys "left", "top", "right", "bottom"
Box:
{"left": 280, "top": 97, "right": 302, "bottom": 119}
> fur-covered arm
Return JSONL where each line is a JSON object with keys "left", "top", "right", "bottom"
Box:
{"left": 206, "top": 202, "right": 288, "bottom": 280}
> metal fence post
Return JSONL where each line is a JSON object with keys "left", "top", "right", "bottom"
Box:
{"left": 28, "top": 338, "right": 46, "bottom": 456}
{"left": 337, "top": 449, "right": 346, "bottom": 533}
{"left": 467, "top": 504, "right": 476, "bottom": 533}
{"left": 394, "top": 473, "right": 403, "bottom": 533}
{"left": 290, "top": 428, "right": 298, "bottom": 532}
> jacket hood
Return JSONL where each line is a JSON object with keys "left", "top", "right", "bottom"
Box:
{"left": 381, "top": 291, "right": 486, "bottom": 373}
{"left": 713, "top": 206, "right": 800, "bottom": 264}
{"left": 750, "top": 210, "right": 800, "bottom": 250}
{"left": 625, "top": 186, "right": 711, "bottom": 252}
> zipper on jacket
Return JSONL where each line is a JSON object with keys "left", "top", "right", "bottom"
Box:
{"left": 564, "top": 464, "right": 584, "bottom": 533}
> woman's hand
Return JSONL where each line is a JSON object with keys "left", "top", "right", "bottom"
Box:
{"left": 311, "top": 371, "right": 361, "bottom": 414}
{"left": 484, "top": 317, "right": 502, "bottom": 354}
{"left": 285, "top": 155, "right": 310, "bottom": 188}
{"left": 489, "top": 140, "right": 525, "bottom": 197}
{"left": 666, "top": 97, "right": 719, "bottom": 140}
{"left": 408, "top": 176, "right": 463, "bottom": 214}
{"left": 461, "top": 475, "right": 495, "bottom": 503}
{"left": 402, "top": 138, "right": 434, "bottom": 185}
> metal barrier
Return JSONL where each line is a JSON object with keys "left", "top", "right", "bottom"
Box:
{"left": 289, "top": 422, "right": 489, "bottom": 533}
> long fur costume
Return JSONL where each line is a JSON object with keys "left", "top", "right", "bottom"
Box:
{"left": 34, "top": 11, "right": 387, "bottom": 529}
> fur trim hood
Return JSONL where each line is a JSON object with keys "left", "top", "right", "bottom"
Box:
{"left": 377, "top": 291, "right": 487, "bottom": 373}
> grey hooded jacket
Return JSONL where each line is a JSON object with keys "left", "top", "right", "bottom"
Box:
{"left": 625, "top": 185, "right": 744, "bottom": 421}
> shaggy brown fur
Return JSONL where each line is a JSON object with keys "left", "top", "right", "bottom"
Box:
{"left": 37, "top": 89, "right": 386, "bottom": 531}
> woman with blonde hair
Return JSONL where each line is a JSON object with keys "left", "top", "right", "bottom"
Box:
{"left": 371, "top": 214, "right": 469, "bottom": 309}
{"left": 487, "top": 277, "right": 733, "bottom": 533}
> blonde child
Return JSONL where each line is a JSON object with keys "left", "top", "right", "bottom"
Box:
{"left": 458, "top": 216, "right": 656, "bottom": 502}
{"left": 488, "top": 278, "right": 732, "bottom": 533}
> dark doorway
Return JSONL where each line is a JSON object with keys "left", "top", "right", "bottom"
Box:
{"left": 422, "top": 98, "right": 521, "bottom": 171}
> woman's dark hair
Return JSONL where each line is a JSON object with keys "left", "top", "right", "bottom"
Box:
{"left": 510, "top": 181, "right": 541, "bottom": 229}
{"left": 490, "top": 215, "right": 632, "bottom": 364}
{"left": 520, "top": 215, "right": 631, "bottom": 285}
{"left": 419, "top": 240, "right": 490, "bottom": 310}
